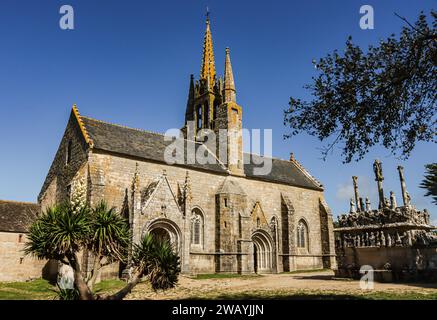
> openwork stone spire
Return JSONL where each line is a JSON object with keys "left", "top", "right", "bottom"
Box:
{"left": 200, "top": 16, "right": 216, "bottom": 83}
{"left": 223, "top": 47, "right": 236, "bottom": 102}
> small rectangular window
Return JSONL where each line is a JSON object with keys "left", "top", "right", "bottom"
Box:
{"left": 18, "top": 234, "right": 23, "bottom": 243}
{"left": 66, "top": 140, "right": 72, "bottom": 165}
{"left": 224, "top": 198, "right": 228, "bottom": 207}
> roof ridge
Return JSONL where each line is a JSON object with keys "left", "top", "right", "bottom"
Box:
{"left": 81, "top": 115, "right": 166, "bottom": 137}
{"left": 289, "top": 157, "right": 323, "bottom": 188}
{"left": 72, "top": 105, "right": 94, "bottom": 147}
{"left": 82, "top": 115, "right": 211, "bottom": 148}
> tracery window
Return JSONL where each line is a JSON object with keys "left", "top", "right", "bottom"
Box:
{"left": 191, "top": 209, "right": 204, "bottom": 246}
{"left": 197, "top": 106, "right": 202, "bottom": 129}
{"left": 297, "top": 220, "right": 309, "bottom": 249}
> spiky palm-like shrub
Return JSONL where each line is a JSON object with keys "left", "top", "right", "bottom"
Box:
{"left": 420, "top": 163, "right": 437, "bottom": 205}
{"left": 133, "top": 234, "right": 180, "bottom": 291}
{"left": 25, "top": 201, "right": 180, "bottom": 300}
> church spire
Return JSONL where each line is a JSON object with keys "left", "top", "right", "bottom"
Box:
{"left": 223, "top": 47, "right": 236, "bottom": 102}
{"left": 200, "top": 14, "right": 216, "bottom": 84}
{"left": 185, "top": 74, "right": 195, "bottom": 121}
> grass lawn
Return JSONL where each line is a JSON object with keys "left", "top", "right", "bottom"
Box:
{"left": 0, "top": 279, "right": 57, "bottom": 300}
{"left": 188, "top": 289, "right": 437, "bottom": 300}
{"left": 1, "top": 277, "right": 436, "bottom": 300}
{"left": 0, "top": 279, "right": 126, "bottom": 300}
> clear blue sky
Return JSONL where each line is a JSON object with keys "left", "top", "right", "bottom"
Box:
{"left": 0, "top": 0, "right": 435, "bottom": 222}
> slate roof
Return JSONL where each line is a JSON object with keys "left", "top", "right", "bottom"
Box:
{"left": 82, "top": 117, "right": 227, "bottom": 174}
{"left": 0, "top": 200, "right": 40, "bottom": 233}
{"left": 243, "top": 153, "right": 322, "bottom": 190}
{"left": 81, "top": 116, "right": 323, "bottom": 191}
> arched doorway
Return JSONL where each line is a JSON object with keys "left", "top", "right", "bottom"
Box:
{"left": 252, "top": 230, "right": 273, "bottom": 273}
{"left": 145, "top": 219, "right": 182, "bottom": 254}
{"left": 150, "top": 227, "right": 171, "bottom": 244}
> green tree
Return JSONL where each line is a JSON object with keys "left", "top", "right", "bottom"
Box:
{"left": 25, "top": 201, "right": 180, "bottom": 300}
{"left": 420, "top": 163, "right": 437, "bottom": 205}
{"left": 284, "top": 11, "right": 436, "bottom": 163}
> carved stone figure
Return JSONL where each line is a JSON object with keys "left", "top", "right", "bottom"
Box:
{"left": 384, "top": 197, "right": 390, "bottom": 208}
{"left": 387, "top": 233, "right": 392, "bottom": 247}
{"left": 364, "top": 232, "right": 369, "bottom": 246}
{"left": 390, "top": 191, "right": 397, "bottom": 209}
{"left": 373, "top": 159, "right": 383, "bottom": 181}
{"left": 380, "top": 232, "right": 386, "bottom": 247}
{"left": 407, "top": 231, "right": 413, "bottom": 246}
{"left": 376, "top": 231, "right": 381, "bottom": 247}
{"left": 369, "top": 232, "right": 376, "bottom": 246}
{"left": 365, "top": 197, "right": 371, "bottom": 211}
{"left": 349, "top": 198, "right": 356, "bottom": 213}
{"left": 395, "top": 232, "right": 402, "bottom": 246}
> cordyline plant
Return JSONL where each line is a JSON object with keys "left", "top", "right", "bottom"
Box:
{"left": 24, "top": 201, "right": 180, "bottom": 300}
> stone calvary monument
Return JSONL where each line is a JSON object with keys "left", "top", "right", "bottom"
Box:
{"left": 334, "top": 160, "right": 437, "bottom": 281}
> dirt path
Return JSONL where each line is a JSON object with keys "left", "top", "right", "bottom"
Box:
{"left": 125, "top": 270, "right": 437, "bottom": 299}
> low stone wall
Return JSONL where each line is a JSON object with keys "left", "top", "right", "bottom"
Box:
{"left": 335, "top": 246, "right": 437, "bottom": 282}
{"left": 0, "top": 232, "right": 57, "bottom": 282}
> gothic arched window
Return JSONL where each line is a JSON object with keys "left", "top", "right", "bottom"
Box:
{"left": 197, "top": 106, "right": 202, "bottom": 129}
{"left": 213, "top": 100, "right": 219, "bottom": 126}
{"left": 191, "top": 209, "right": 204, "bottom": 246}
{"left": 204, "top": 102, "right": 209, "bottom": 128}
{"left": 297, "top": 220, "right": 309, "bottom": 249}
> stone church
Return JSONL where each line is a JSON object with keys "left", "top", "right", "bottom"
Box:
{"left": 3, "top": 17, "right": 336, "bottom": 279}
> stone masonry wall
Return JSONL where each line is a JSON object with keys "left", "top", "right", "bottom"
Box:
{"left": 87, "top": 150, "right": 330, "bottom": 274}
{"left": 39, "top": 112, "right": 89, "bottom": 210}
{"left": 0, "top": 232, "right": 57, "bottom": 282}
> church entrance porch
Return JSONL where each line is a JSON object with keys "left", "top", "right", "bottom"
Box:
{"left": 251, "top": 230, "right": 274, "bottom": 273}
{"left": 150, "top": 228, "right": 171, "bottom": 244}
{"left": 146, "top": 218, "right": 182, "bottom": 254}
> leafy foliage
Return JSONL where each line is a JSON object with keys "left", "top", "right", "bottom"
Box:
{"left": 284, "top": 11, "right": 436, "bottom": 163}
{"left": 25, "top": 200, "right": 180, "bottom": 299}
{"left": 88, "top": 201, "right": 130, "bottom": 263}
{"left": 24, "top": 203, "right": 90, "bottom": 261}
{"left": 132, "top": 233, "right": 180, "bottom": 290}
{"left": 420, "top": 163, "right": 437, "bottom": 205}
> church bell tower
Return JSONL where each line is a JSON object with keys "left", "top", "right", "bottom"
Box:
{"left": 184, "top": 15, "right": 244, "bottom": 176}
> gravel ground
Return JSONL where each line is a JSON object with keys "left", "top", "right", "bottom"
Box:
{"left": 124, "top": 270, "right": 437, "bottom": 300}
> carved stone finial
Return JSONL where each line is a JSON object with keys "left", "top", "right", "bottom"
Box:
{"left": 184, "top": 171, "right": 192, "bottom": 202}
{"left": 289, "top": 153, "right": 295, "bottom": 161}
{"left": 131, "top": 162, "right": 140, "bottom": 192}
